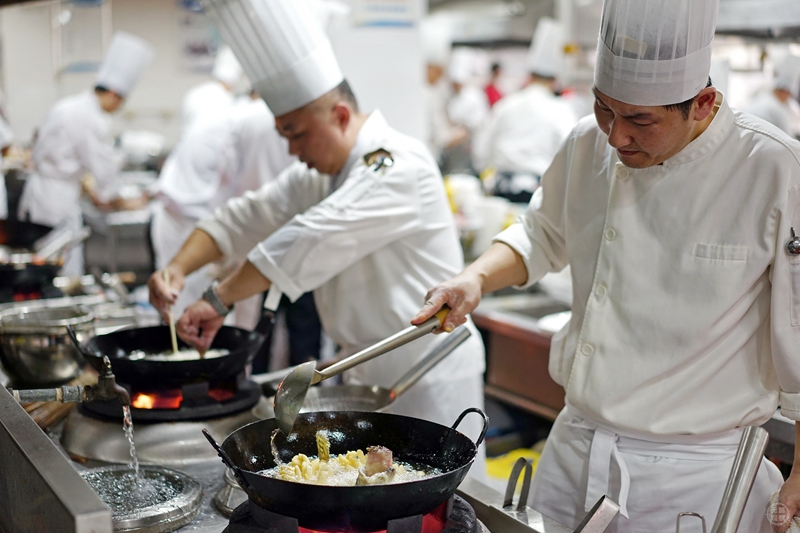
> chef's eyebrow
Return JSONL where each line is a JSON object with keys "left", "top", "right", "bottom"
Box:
{"left": 592, "top": 87, "right": 657, "bottom": 120}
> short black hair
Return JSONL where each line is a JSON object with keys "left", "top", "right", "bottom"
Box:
{"left": 333, "top": 79, "right": 359, "bottom": 112}
{"left": 491, "top": 62, "right": 501, "bottom": 73}
{"left": 94, "top": 85, "right": 110, "bottom": 93}
{"left": 663, "top": 77, "right": 713, "bottom": 120}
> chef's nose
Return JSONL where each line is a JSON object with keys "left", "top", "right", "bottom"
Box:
{"left": 607, "top": 119, "right": 634, "bottom": 149}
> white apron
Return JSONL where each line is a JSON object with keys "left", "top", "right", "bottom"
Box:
{"left": 530, "top": 405, "right": 783, "bottom": 533}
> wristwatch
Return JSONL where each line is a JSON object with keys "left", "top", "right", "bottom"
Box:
{"left": 202, "top": 281, "right": 233, "bottom": 316}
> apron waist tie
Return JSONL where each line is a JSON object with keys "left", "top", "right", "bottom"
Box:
{"left": 585, "top": 426, "right": 631, "bottom": 519}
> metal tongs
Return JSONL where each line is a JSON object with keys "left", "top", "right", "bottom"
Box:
{"left": 273, "top": 307, "right": 450, "bottom": 435}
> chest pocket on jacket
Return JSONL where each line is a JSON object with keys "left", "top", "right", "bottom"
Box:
{"left": 693, "top": 243, "right": 748, "bottom": 262}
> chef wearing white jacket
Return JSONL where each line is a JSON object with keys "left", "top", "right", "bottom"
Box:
{"left": 472, "top": 17, "right": 578, "bottom": 201}
{"left": 746, "top": 53, "right": 800, "bottom": 137}
{"left": 181, "top": 45, "right": 242, "bottom": 137}
{"left": 17, "top": 32, "right": 154, "bottom": 276}
{"left": 150, "top": 93, "right": 294, "bottom": 324}
{"left": 0, "top": 113, "right": 14, "bottom": 220}
{"left": 148, "top": 0, "right": 487, "bottom": 476}
{"left": 414, "top": 0, "right": 800, "bottom": 530}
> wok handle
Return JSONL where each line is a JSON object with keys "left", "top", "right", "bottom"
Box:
{"left": 202, "top": 429, "right": 250, "bottom": 490}
{"left": 452, "top": 407, "right": 489, "bottom": 447}
{"left": 317, "top": 307, "right": 450, "bottom": 381}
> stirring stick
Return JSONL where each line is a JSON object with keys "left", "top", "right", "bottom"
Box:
{"left": 163, "top": 270, "right": 179, "bottom": 355}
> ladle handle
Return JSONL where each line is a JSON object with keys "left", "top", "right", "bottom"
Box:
{"left": 317, "top": 307, "right": 449, "bottom": 382}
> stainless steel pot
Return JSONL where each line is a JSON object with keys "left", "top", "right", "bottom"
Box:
{"left": 0, "top": 306, "right": 95, "bottom": 386}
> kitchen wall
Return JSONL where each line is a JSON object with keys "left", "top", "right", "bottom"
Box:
{"left": 0, "top": 0, "right": 427, "bottom": 149}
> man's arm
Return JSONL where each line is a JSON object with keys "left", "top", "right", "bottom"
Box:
{"left": 411, "top": 241, "right": 527, "bottom": 333}
{"left": 775, "top": 422, "right": 800, "bottom": 532}
{"left": 147, "top": 228, "right": 223, "bottom": 315}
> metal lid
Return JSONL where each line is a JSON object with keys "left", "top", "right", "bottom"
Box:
{"left": 80, "top": 465, "right": 203, "bottom": 533}
{"left": 0, "top": 305, "right": 94, "bottom": 334}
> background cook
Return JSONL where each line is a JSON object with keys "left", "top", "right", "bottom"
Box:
{"left": 413, "top": 0, "right": 800, "bottom": 529}
{"left": 148, "top": 0, "right": 488, "bottom": 479}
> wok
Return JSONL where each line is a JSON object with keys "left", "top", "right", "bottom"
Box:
{"left": 204, "top": 408, "right": 488, "bottom": 532}
{"left": 83, "top": 325, "right": 266, "bottom": 388}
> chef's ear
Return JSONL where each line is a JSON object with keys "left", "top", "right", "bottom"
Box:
{"left": 692, "top": 87, "right": 717, "bottom": 122}
{"left": 331, "top": 101, "right": 351, "bottom": 131}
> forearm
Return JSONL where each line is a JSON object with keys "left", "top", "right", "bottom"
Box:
{"left": 464, "top": 241, "right": 528, "bottom": 294}
{"left": 214, "top": 260, "right": 271, "bottom": 308}
{"left": 169, "top": 229, "right": 224, "bottom": 277}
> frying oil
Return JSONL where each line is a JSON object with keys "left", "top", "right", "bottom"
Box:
{"left": 271, "top": 428, "right": 284, "bottom": 466}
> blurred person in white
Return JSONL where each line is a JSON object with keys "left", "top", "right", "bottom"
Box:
{"left": 746, "top": 52, "right": 800, "bottom": 137}
{"left": 0, "top": 105, "right": 14, "bottom": 220}
{"left": 413, "top": 0, "right": 800, "bottom": 529}
{"left": 150, "top": 89, "right": 295, "bottom": 327}
{"left": 472, "top": 17, "right": 578, "bottom": 204}
{"left": 181, "top": 45, "right": 243, "bottom": 137}
{"left": 18, "top": 33, "right": 154, "bottom": 277}
{"left": 147, "top": 0, "right": 488, "bottom": 479}
{"left": 442, "top": 48, "right": 489, "bottom": 173}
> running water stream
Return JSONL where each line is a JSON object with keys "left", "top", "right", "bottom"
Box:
{"left": 123, "top": 405, "right": 139, "bottom": 475}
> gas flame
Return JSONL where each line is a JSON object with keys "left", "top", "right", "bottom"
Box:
{"left": 132, "top": 393, "right": 155, "bottom": 409}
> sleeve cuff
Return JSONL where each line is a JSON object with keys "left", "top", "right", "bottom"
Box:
{"left": 246, "top": 243, "right": 304, "bottom": 302}
{"left": 779, "top": 391, "right": 800, "bottom": 422}
{"left": 197, "top": 219, "right": 234, "bottom": 258}
{"left": 493, "top": 224, "right": 556, "bottom": 290}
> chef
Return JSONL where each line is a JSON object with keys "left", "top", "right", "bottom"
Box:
{"left": 17, "top": 32, "right": 154, "bottom": 277}
{"left": 746, "top": 52, "right": 800, "bottom": 137}
{"left": 472, "top": 17, "right": 578, "bottom": 203}
{"left": 148, "top": 0, "right": 487, "bottom": 477}
{"left": 181, "top": 45, "right": 242, "bottom": 137}
{"left": 414, "top": 0, "right": 800, "bottom": 530}
{"left": 150, "top": 90, "right": 295, "bottom": 327}
{"left": 0, "top": 111, "right": 14, "bottom": 220}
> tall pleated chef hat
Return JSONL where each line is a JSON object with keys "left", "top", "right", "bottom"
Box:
{"left": 448, "top": 47, "right": 475, "bottom": 85}
{"left": 201, "top": 0, "right": 344, "bottom": 117}
{"left": 95, "top": 32, "right": 155, "bottom": 97}
{"left": 774, "top": 53, "right": 800, "bottom": 97}
{"left": 211, "top": 45, "right": 243, "bottom": 86}
{"left": 527, "top": 17, "right": 565, "bottom": 79}
{"left": 594, "top": 0, "right": 720, "bottom": 106}
{"left": 421, "top": 14, "right": 454, "bottom": 67}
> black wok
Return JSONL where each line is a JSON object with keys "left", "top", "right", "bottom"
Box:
{"left": 204, "top": 408, "right": 488, "bottom": 532}
{"left": 84, "top": 325, "right": 265, "bottom": 388}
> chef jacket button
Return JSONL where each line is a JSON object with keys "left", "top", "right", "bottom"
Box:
{"left": 581, "top": 343, "right": 595, "bottom": 356}
{"left": 604, "top": 228, "right": 617, "bottom": 241}
{"left": 616, "top": 167, "right": 630, "bottom": 180}
{"left": 595, "top": 284, "right": 607, "bottom": 297}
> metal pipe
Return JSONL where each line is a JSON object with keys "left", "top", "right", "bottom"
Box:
{"left": 11, "top": 386, "right": 85, "bottom": 403}
{"left": 709, "top": 426, "right": 769, "bottom": 533}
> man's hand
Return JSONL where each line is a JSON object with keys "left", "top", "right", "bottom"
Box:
{"left": 411, "top": 272, "right": 483, "bottom": 333}
{"left": 148, "top": 266, "right": 185, "bottom": 320}
{"left": 774, "top": 474, "right": 800, "bottom": 532}
{"left": 176, "top": 299, "right": 225, "bottom": 354}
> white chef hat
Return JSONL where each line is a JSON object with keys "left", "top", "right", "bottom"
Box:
{"left": 201, "top": 0, "right": 344, "bottom": 117}
{"left": 211, "top": 45, "right": 243, "bottom": 86}
{"left": 594, "top": 0, "right": 720, "bottom": 106}
{"left": 95, "top": 32, "right": 155, "bottom": 97}
{"left": 527, "top": 17, "right": 565, "bottom": 79}
{"left": 421, "top": 14, "right": 454, "bottom": 67}
{"left": 448, "top": 47, "right": 475, "bottom": 85}
{"left": 774, "top": 53, "right": 800, "bottom": 96}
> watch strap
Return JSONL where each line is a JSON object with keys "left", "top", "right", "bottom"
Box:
{"left": 202, "top": 282, "right": 233, "bottom": 316}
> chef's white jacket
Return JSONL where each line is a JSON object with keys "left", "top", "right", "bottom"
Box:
{"left": 180, "top": 80, "right": 235, "bottom": 137}
{"left": 18, "top": 91, "right": 123, "bottom": 275}
{"left": 472, "top": 84, "right": 578, "bottom": 175}
{"left": 745, "top": 89, "right": 798, "bottom": 137}
{"left": 0, "top": 115, "right": 13, "bottom": 220}
{"left": 496, "top": 92, "right": 800, "bottom": 436}
{"left": 447, "top": 85, "right": 489, "bottom": 133}
{"left": 198, "top": 111, "right": 486, "bottom": 390}
{"left": 151, "top": 98, "right": 293, "bottom": 320}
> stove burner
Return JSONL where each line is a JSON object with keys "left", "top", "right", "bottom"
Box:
{"left": 80, "top": 377, "right": 262, "bottom": 422}
{"left": 224, "top": 495, "right": 480, "bottom": 533}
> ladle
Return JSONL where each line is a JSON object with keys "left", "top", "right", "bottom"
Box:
{"left": 274, "top": 307, "right": 449, "bottom": 435}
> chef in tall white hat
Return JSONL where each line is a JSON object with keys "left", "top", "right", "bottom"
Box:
{"left": 746, "top": 52, "right": 800, "bottom": 136}
{"left": 413, "top": 0, "right": 800, "bottom": 528}
{"left": 148, "top": 0, "right": 488, "bottom": 479}
{"left": 180, "top": 45, "right": 243, "bottom": 137}
{"left": 472, "top": 17, "right": 578, "bottom": 202}
{"left": 18, "top": 32, "right": 154, "bottom": 276}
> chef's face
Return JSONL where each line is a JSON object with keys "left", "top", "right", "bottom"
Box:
{"left": 97, "top": 90, "right": 124, "bottom": 113}
{"left": 593, "top": 87, "right": 717, "bottom": 168}
{"left": 275, "top": 98, "right": 352, "bottom": 175}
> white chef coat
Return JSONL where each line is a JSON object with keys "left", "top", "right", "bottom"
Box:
{"left": 152, "top": 97, "right": 293, "bottom": 320}
{"left": 745, "top": 90, "right": 798, "bottom": 137}
{"left": 198, "top": 110, "right": 486, "bottom": 429}
{"left": 447, "top": 85, "right": 489, "bottom": 133}
{"left": 426, "top": 79, "right": 457, "bottom": 161}
{"left": 180, "top": 80, "right": 235, "bottom": 137}
{"left": 472, "top": 84, "right": 578, "bottom": 175}
{"left": 18, "top": 90, "right": 124, "bottom": 276}
{"left": 0, "top": 115, "right": 13, "bottom": 220}
{"left": 494, "top": 92, "right": 800, "bottom": 526}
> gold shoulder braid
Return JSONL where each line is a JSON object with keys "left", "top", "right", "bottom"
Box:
{"left": 363, "top": 148, "right": 394, "bottom": 172}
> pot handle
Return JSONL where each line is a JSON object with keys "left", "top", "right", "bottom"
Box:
{"left": 451, "top": 407, "right": 489, "bottom": 447}
{"left": 202, "top": 429, "right": 250, "bottom": 490}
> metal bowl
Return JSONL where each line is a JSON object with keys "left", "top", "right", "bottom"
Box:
{"left": 0, "top": 305, "right": 95, "bottom": 387}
